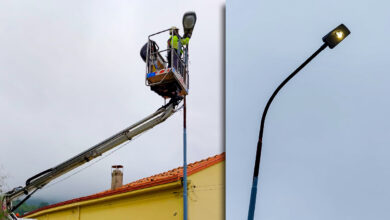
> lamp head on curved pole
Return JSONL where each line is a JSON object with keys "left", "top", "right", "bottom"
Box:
{"left": 323, "top": 24, "right": 351, "bottom": 49}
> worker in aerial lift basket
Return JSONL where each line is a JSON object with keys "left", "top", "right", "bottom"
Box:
{"left": 167, "top": 26, "right": 190, "bottom": 75}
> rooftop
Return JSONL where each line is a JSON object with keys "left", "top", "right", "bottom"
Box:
{"left": 24, "top": 152, "right": 225, "bottom": 217}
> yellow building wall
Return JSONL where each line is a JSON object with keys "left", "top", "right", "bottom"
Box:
{"left": 188, "top": 161, "right": 225, "bottom": 220}
{"left": 79, "top": 189, "right": 183, "bottom": 220}
{"left": 27, "top": 161, "right": 225, "bottom": 220}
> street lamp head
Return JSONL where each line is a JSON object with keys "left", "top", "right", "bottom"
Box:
{"left": 183, "top": 11, "right": 197, "bottom": 29}
{"left": 322, "top": 24, "right": 350, "bottom": 49}
{"left": 182, "top": 11, "right": 197, "bottom": 39}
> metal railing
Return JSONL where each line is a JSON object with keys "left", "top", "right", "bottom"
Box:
{"left": 145, "top": 28, "right": 189, "bottom": 89}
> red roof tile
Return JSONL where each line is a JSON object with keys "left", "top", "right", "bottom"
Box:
{"left": 24, "top": 152, "right": 225, "bottom": 217}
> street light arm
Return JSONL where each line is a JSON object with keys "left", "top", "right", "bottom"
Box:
{"left": 254, "top": 42, "right": 327, "bottom": 177}
{"left": 248, "top": 42, "right": 327, "bottom": 220}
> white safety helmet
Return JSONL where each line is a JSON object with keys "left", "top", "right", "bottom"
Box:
{"left": 169, "top": 26, "right": 179, "bottom": 35}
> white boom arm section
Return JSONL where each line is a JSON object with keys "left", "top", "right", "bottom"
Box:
{"left": 1, "top": 101, "right": 179, "bottom": 219}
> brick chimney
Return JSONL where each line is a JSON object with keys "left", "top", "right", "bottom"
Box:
{"left": 111, "top": 165, "right": 123, "bottom": 190}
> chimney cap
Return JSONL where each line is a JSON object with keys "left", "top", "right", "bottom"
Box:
{"left": 112, "top": 165, "right": 123, "bottom": 169}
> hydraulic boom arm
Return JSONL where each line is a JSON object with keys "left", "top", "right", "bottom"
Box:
{"left": 1, "top": 100, "right": 180, "bottom": 219}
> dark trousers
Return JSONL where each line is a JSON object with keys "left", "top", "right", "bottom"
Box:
{"left": 167, "top": 50, "right": 183, "bottom": 76}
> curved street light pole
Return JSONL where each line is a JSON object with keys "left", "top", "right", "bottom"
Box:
{"left": 247, "top": 43, "right": 327, "bottom": 220}
{"left": 247, "top": 24, "right": 350, "bottom": 220}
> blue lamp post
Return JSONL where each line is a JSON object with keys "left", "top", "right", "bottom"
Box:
{"left": 248, "top": 24, "right": 351, "bottom": 220}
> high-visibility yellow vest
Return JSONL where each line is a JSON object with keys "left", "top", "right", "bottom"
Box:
{"left": 168, "top": 35, "right": 190, "bottom": 50}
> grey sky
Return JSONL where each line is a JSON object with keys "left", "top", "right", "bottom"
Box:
{"left": 227, "top": 0, "right": 390, "bottom": 219}
{"left": 0, "top": 0, "right": 224, "bottom": 202}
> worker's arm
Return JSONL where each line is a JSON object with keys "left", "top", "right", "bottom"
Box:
{"left": 180, "top": 37, "right": 190, "bottom": 45}
{"left": 172, "top": 36, "right": 190, "bottom": 49}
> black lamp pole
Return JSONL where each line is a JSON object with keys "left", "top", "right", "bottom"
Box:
{"left": 247, "top": 24, "right": 350, "bottom": 220}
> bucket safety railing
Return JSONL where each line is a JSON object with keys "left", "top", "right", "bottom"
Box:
{"left": 145, "top": 28, "right": 189, "bottom": 89}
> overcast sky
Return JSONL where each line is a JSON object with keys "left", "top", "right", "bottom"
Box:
{"left": 0, "top": 0, "right": 224, "bottom": 203}
{"left": 227, "top": 0, "right": 390, "bottom": 219}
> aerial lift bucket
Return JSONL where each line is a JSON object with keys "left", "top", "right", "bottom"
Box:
{"left": 142, "top": 28, "right": 190, "bottom": 99}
